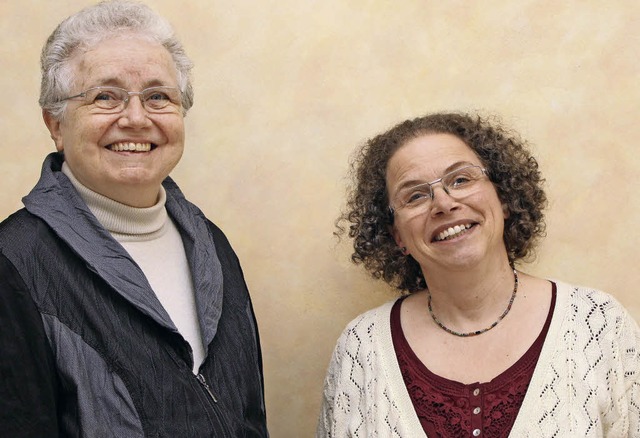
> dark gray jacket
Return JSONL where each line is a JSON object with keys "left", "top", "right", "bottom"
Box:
{"left": 0, "top": 153, "right": 268, "bottom": 437}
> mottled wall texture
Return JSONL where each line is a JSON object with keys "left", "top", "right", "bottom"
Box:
{"left": 2, "top": 1, "right": 638, "bottom": 436}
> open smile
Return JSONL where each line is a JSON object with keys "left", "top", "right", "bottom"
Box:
{"left": 107, "top": 142, "right": 156, "bottom": 152}
{"left": 433, "top": 223, "right": 476, "bottom": 242}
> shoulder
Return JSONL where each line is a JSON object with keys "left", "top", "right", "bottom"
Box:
{"left": 162, "top": 181, "right": 236, "bottom": 253}
{"left": 324, "top": 299, "right": 400, "bottom": 380}
{"left": 554, "top": 281, "right": 640, "bottom": 344}
{"left": 0, "top": 209, "right": 50, "bottom": 255}
{"left": 0, "top": 209, "right": 40, "bottom": 236}
{"left": 330, "top": 299, "right": 398, "bottom": 357}
{"left": 204, "top": 219, "right": 233, "bottom": 249}
{"left": 555, "top": 281, "right": 634, "bottom": 319}
{"left": 342, "top": 300, "right": 397, "bottom": 335}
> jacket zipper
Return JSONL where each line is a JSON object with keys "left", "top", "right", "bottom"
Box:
{"left": 196, "top": 373, "right": 218, "bottom": 403}
{"left": 196, "top": 373, "right": 237, "bottom": 436}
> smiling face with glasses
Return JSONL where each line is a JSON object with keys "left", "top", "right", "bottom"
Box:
{"left": 42, "top": 35, "right": 186, "bottom": 207}
{"left": 387, "top": 133, "right": 509, "bottom": 271}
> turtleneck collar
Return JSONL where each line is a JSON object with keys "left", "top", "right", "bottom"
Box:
{"left": 61, "top": 162, "right": 168, "bottom": 242}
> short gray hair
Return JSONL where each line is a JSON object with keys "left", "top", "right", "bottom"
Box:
{"left": 40, "top": 0, "right": 194, "bottom": 119}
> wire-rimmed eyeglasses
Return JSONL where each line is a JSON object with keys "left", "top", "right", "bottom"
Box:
{"left": 59, "top": 86, "right": 182, "bottom": 113}
{"left": 389, "top": 165, "right": 488, "bottom": 215}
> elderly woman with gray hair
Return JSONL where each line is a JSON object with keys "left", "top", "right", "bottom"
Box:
{"left": 318, "top": 112, "right": 640, "bottom": 437}
{"left": 0, "top": 1, "right": 268, "bottom": 436}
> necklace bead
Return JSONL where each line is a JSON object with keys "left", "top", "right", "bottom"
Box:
{"left": 427, "top": 267, "right": 519, "bottom": 337}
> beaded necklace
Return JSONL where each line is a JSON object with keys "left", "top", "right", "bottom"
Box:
{"left": 427, "top": 267, "right": 519, "bottom": 337}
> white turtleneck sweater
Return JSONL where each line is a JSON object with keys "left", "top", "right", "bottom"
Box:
{"left": 62, "top": 163, "right": 206, "bottom": 373}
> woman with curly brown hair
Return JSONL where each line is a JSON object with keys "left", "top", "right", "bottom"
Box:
{"left": 317, "top": 112, "right": 640, "bottom": 437}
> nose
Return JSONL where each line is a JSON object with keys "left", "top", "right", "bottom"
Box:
{"left": 117, "top": 94, "right": 151, "bottom": 128}
{"left": 429, "top": 183, "right": 459, "bottom": 215}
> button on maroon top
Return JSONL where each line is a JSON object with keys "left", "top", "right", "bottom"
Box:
{"left": 391, "top": 283, "right": 556, "bottom": 437}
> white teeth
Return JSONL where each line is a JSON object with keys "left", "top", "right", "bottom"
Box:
{"left": 436, "top": 224, "right": 472, "bottom": 241}
{"left": 109, "top": 142, "right": 151, "bottom": 152}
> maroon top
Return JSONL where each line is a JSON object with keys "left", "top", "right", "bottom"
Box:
{"left": 391, "top": 283, "right": 556, "bottom": 437}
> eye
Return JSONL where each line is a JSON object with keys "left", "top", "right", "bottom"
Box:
{"left": 444, "top": 166, "right": 487, "bottom": 191}
{"left": 143, "top": 87, "right": 180, "bottom": 110}
{"left": 450, "top": 174, "right": 473, "bottom": 188}
{"left": 403, "top": 188, "right": 431, "bottom": 206}
{"left": 93, "top": 91, "right": 120, "bottom": 102}
{"left": 147, "top": 91, "right": 171, "bottom": 101}
{"left": 87, "top": 88, "right": 125, "bottom": 109}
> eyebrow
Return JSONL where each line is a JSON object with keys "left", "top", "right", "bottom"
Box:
{"left": 88, "top": 78, "right": 170, "bottom": 89}
{"left": 393, "top": 161, "right": 478, "bottom": 193}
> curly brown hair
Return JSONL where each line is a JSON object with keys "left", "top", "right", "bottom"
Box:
{"left": 337, "top": 112, "right": 547, "bottom": 293}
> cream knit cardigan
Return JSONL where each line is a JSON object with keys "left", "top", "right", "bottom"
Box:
{"left": 317, "top": 282, "right": 640, "bottom": 437}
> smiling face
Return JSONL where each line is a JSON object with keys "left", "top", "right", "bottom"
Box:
{"left": 387, "top": 133, "right": 509, "bottom": 276}
{"left": 43, "top": 34, "right": 185, "bottom": 207}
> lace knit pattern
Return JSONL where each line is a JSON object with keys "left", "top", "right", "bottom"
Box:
{"left": 317, "top": 283, "right": 640, "bottom": 437}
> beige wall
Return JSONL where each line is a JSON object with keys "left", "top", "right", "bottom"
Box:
{"left": 2, "top": 1, "right": 639, "bottom": 436}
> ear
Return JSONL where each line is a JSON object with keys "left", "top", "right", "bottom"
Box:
{"left": 42, "top": 110, "right": 64, "bottom": 152}
{"left": 502, "top": 203, "right": 510, "bottom": 219}
{"left": 389, "top": 224, "right": 407, "bottom": 254}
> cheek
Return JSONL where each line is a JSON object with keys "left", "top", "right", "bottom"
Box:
{"left": 157, "top": 115, "right": 184, "bottom": 140}
{"left": 478, "top": 186, "right": 508, "bottom": 219}
{"left": 172, "top": 121, "right": 185, "bottom": 143}
{"left": 393, "top": 216, "right": 425, "bottom": 245}
{"left": 486, "top": 192, "right": 509, "bottom": 220}
{"left": 62, "top": 117, "right": 108, "bottom": 146}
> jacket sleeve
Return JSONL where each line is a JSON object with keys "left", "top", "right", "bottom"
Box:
{"left": 0, "top": 253, "right": 59, "bottom": 437}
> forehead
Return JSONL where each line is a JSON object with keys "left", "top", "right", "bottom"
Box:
{"left": 386, "top": 133, "right": 481, "bottom": 186}
{"left": 394, "top": 133, "right": 477, "bottom": 163}
{"left": 70, "top": 34, "right": 178, "bottom": 88}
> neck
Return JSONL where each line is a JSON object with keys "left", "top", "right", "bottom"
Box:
{"left": 62, "top": 162, "right": 168, "bottom": 238}
{"left": 109, "top": 187, "right": 161, "bottom": 208}
{"left": 60, "top": 162, "right": 163, "bottom": 208}
{"left": 423, "top": 256, "right": 515, "bottom": 318}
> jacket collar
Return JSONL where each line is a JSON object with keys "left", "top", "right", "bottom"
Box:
{"left": 23, "top": 153, "right": 223, "bottom": 346}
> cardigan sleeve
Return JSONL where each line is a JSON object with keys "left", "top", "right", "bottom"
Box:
{"left": 620, "top": 309, "right": 640, "bottom": 436}
{"left": 316, "top": 326, "right": 347, "bottom": 437}
{"left": 316, "top": 303, "right": 414, "bottom": 438}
